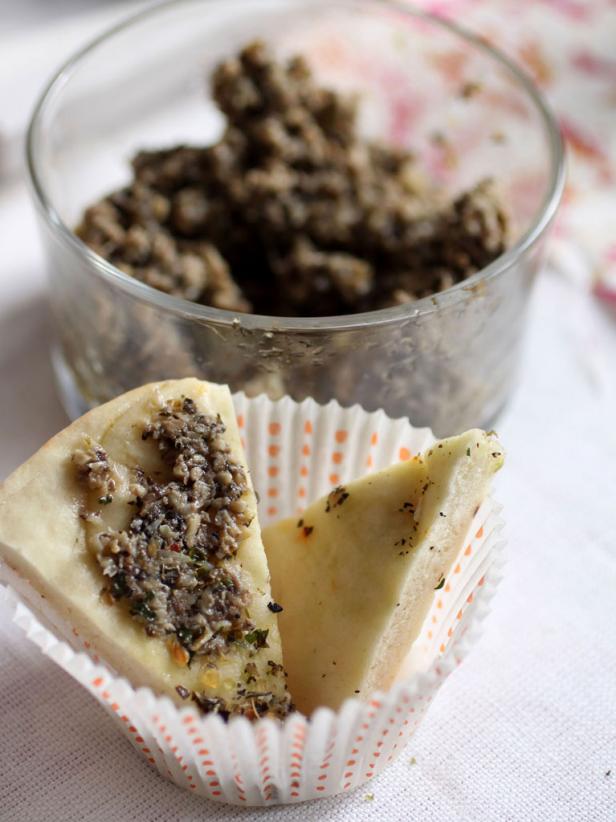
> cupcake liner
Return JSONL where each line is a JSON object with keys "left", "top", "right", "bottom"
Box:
{"left": 0, "top": 393, "right": 506, "bottom": 805}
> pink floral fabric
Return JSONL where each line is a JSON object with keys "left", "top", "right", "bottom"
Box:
{"left": 413, "top": 0, "right": 616, "bottom": 302}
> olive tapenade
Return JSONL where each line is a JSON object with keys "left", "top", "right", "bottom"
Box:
{"left": 75, "top": 398, "right": 255, "bottom": 658}
{"left": 76, "top": 40, "right": 508, "bottom": 318}
{"left": 73, "top": 396, "right": 291, "bottom": 718}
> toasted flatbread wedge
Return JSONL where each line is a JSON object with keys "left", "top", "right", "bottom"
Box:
{"left": 0, "top": 379, "right": 290, "bottom": 719}
{"left": 263, "top": 430, "right": 503, "bottom": 714}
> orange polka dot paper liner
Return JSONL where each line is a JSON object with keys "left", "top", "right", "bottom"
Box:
{"left": 0, "top": 394, "right": 505, "bottom": 805}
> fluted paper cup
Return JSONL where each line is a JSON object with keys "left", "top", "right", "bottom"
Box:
{"left": 0, "top": 393, "right": 506, "bottom": 805}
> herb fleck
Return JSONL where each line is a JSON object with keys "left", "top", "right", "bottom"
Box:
{"left": 244, "top": 662, "right": 258, "bottom": 683}
{"left": 325, "top": 486, "right": 349, "bottom": 513}
{"left": 434, "top": 575, "right": 445, "bottom": 590}
{"left": 245, "top": 628, "right": 269, "bottom": 648}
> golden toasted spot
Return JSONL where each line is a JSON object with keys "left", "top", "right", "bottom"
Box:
{"left": 201, "top": 669, "right": 220, "bottom": 689}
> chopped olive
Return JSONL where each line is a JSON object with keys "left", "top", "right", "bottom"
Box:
{"left": 109, "top": 573, "right": 130, "bottom": 600}
{"left": 130, "top": 600, "right": 156, "bottom": 621}
{"left": 267, "top": 601, "right": 283, "bottom": 613}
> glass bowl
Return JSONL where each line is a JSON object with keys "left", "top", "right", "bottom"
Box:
{"left": 26, "top": 0, "right": 564, "bottom": 434}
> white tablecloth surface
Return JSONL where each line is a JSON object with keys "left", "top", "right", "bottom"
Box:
{"left": 1, "top": 4, "right": 615, "bottom": 821}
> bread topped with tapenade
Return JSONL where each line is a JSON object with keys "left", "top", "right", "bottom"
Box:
{"left": 0, "top": 378, "right": 290, "bottom": 720}
{"left": 263, "top": 430, "right": 503, "bottom": 714}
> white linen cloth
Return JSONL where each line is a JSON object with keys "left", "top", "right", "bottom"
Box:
{"left": 0, "top": 4, "right": 615, "bottom": 820}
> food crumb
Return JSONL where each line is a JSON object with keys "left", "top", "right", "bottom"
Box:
{"left": 409, "top": 756, "right": 417, "bottom": 766}
{"left": 460, "top": 80, "right": 482, "bottom": 99}
{"left": 363, "top": 793, "right": 375, "bottom": 802}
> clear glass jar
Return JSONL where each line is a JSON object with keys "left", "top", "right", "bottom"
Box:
{"left": 26, "top": 0, "right": 564, "bottom": 434}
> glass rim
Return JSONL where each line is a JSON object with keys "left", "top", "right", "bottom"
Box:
{"left": 25, "top": 0, "right": 565, "bottom": 333}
